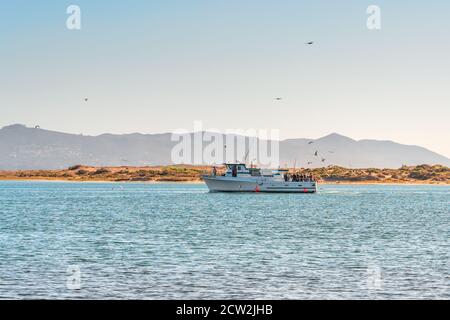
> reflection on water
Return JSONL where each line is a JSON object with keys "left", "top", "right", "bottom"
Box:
{"left": 0, "top": 181, "right": 448, "bottom": 299}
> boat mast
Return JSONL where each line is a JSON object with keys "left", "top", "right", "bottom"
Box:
{"left": 243, "top": 136, "right": 256, "bottom": 165}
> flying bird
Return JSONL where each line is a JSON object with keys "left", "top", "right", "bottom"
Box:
{"left": 274, "top": 97, "right": 283, "bottom": 101}
{"left": 84, "top": 98, "right": 89, "bottom": 102}
{"left": 306, "top": 41, "right": 314, "bottom": 45}
{"left": 321, "top": 158, "right": 326, "bottom": 162}
{"left": 307, "top": 161, "right": 313, "bottom": 165}
{"left": 314, "top": 151, "right": 318, "bottom": 156}
{"left": 308, "top": 141, "right": 314, "bottom": 144}
{"left": 35, "top": 125, "right": 40, "bottom": 129}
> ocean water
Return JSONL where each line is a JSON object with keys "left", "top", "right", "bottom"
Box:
{"left": 0, "top": 181, "right": 448, "bottom": 299}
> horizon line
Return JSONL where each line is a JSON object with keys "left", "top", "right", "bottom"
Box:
{"left": 2, "top": 123, "right": 449, "bottom": 160}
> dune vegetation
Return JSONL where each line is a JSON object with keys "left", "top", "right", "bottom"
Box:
{"left": 0, "top": 164, "right": 448, "bottom": 184}
{"left": 302, "top": 164, "right": 449, "bottom": 184}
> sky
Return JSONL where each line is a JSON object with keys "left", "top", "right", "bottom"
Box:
{"left": 1, "top": 0, "right": 449, "bottom": 157}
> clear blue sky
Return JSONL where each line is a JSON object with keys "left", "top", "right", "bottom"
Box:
{"left": 1, "top": 1, "right": 449, "bottom": 157}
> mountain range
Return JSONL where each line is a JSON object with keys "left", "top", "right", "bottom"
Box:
{"left": 1, "top": 124, "right": 449, "bottom": 170}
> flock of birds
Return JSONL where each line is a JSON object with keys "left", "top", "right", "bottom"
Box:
{"left": 296, "top": 141, "right": 335, "bottom": 168}
{"left": 274, "top": 41, "right": 314, "bottom": 103}
{"left": 35, "top": 97, "right": 89, "bottom": 131}
{"left": 87, "top": 42, "right": 314, "bottom": 106}
{"left": 275, "top": 41, "right": 329, "bottom": 167}
{"left": 61, "top": 41, "right": 314, "bottom": 112}
{"left": 34, "top": 41, "right": 318, "bottom": 163}
{"left": 273, "top": 41, "right": 332, "bottom": 167}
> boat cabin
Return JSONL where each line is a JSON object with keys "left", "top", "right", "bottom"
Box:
{"left": 224, "top": 163, "right": 250, "bottom": 177}
{"left": 223, "top": 164, "right": 283, "bottom": 179}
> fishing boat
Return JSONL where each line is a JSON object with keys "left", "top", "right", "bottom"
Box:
{"left": 203, "top": 163, "right": 317, "bottom": 193}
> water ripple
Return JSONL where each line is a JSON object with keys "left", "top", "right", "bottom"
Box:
{"left": 0, "top": 182, "right": 449, "bottom": 299}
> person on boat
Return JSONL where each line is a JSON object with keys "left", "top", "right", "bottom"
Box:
{"left": 232, "top": 165, "right": 237, "bottom": 177}
{"left": 212, "top": 166, "right": 217, "bottom": 176}
{"left": 284, "top": 173, "right": 289, "bottom": 182}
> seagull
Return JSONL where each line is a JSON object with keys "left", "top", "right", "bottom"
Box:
{"left": 314, "top": 151, "right": 318, "bottom": 156}
{"left": 306, "top": 41, "right": 314, "bottom": 45}
{"left": 321, "top": 158, "right": 326, "bottom": 162}
{"left": 307, "top": 161, "right": 313, "bottom": 165}
{"left": 274, "top": 97, "right": 283, "bottom": 101}
{"left": 84, "top": 98, "right": 89, "bottom": 102}
{"left": 308, "top": 141, "right": 314, "bottom": 145}
{"left": 35, "top": 125, "right": 40, "bottom": 129}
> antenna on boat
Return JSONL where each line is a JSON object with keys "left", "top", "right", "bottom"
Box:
{"left": 223, "top": 143, "right": 227, "bottom": 164}
{"left": 243, "top": 136, "right": 257, "bottom": 165}
{"left": 243, "top": 149, "right": 250, "bottom": 164}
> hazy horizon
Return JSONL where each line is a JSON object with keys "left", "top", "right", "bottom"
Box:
{"left": 1, "top": 1, "right": 449, "bottom": 157}
{"left": 2, "top": 122, "right": 450, "bottom": 160}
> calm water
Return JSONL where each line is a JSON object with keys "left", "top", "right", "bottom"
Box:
{"left": 0, "top": 181, "right": 448, "bottom": 299}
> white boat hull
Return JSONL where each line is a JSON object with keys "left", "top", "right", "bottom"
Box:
{"left": 203, "top": 176, "right": 317, "bottom": 193}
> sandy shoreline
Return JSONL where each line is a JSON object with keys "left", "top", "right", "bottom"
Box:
{"left": 0, "top": 178, "right": 204, "bottom": 184}
{"left": 1, "top": 164, "right": 448, "bottom": 185}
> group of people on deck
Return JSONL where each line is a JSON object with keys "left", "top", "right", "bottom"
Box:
{"left": 284, "top": 172, "right": 315, "bottom": 182}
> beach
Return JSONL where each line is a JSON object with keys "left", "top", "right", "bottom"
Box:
{"left": 1, "top": 164, "right": 448, "bottom": 185}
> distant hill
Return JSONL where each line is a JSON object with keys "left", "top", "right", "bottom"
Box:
{"left": 279, "top": 133, "right": 450, "bottom": 168}
{"left": 1, "top": 124, "right": 449, "bottom": 170}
